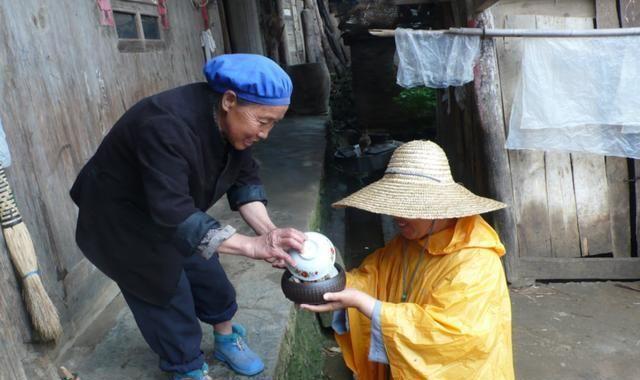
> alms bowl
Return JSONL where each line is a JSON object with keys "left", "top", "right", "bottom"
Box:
{"left": 281, "top": 264, "right": 346, "bottom": 305}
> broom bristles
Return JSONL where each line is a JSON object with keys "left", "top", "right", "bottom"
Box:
{"left": 24, "top": 275, "right": 62, "bottom": 341}
{"left": 3, "top": 222, "right": 38, "bottom": 275}
{"left": 3, "top": 222, "right": 62, "bottom": 341}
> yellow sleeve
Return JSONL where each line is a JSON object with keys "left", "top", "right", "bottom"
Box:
{"left": 335, "top": 246, "right": 387, "bottom": 377}
{"left": 379, "top": 250, "right": 512, "bottom": 379}
{"left": 345, "top": 246, "right": 385, "bottom": 294}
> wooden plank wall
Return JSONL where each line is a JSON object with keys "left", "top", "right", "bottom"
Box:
{"left": 223, "top": 0, "right": 265, "bottom": 54}
{"left": 561, "top": 18, "right": 613, "bottom": 257}
{"left": 292, "top": 0, "right": 307, "bottom": 64}
{"left": 496, "top": 15, "right": 555, "bottom": 260}
{"left": 209, "top": 1, "right": 229, "bottom": 56}
{"left": 0, "top": 0, "right": 215, "bottom": 377}
{"left": 618, "top": 0, "right": 640, "bottom": 264}
{"left": 267, "top": 0, "right": 314, "bottom": 65}
{"left": 595, "top": 0, "right": 632, "bottom": 259}
{"left": 483, "top": 0, "right": 639, "bottom": 280}
{"left": 492, "top": 4, "right": 625, "bottom": 259}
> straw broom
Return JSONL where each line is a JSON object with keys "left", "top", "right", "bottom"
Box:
{"left": 0, "top": 165, "right": 62, "bottom": 341}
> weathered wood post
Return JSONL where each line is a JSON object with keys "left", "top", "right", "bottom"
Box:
{"left": 472, "top": 11, "right": 520, "bottom": 282}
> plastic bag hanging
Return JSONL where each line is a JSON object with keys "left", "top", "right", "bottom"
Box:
{"left": 394, "top": 28, "right": 480, "bottom": 88}
{"left": 506, "top": 36, "right": 640, "bottom": 158}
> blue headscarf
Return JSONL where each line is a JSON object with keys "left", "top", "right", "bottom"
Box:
{"left": 203, "top": 54, "right": 293, "bottom": 106}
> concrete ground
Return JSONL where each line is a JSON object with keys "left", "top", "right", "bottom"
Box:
{"left": 57, "top": 115, "right": 328, "bottom": 379}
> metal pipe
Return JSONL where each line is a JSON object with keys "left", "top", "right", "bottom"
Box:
{"left": 369, "top": 27, "right": 640, "bottom": 38}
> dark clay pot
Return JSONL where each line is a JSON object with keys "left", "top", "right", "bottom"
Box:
{"left": 281, "top": 264, "right": 346, "bottom": 305}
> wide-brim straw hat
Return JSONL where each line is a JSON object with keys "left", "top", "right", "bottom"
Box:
{"left": 332, "top": 140, "right": 507, "bottom": 219}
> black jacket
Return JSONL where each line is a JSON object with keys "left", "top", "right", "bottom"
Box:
{"left": 70, "top": 83, "right": 266, "bottom": 306}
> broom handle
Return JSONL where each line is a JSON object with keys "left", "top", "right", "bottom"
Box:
{"left": 0, "top": 166, "right": 23, "bottom": 228}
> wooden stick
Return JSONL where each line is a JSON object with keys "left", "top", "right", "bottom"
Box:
{"left": 369, "top": 26, "right": 640, "bottom": 37}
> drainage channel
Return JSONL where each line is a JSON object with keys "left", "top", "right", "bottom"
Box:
{"left": 279, "top": 133, "right": 395, "bottom": 379}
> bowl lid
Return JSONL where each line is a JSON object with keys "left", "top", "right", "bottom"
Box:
{"left": 299, "top": 235, "right": 323, "bottom": 260}
{"left": 286, "top": 232, "right": 336, "bottom": 281}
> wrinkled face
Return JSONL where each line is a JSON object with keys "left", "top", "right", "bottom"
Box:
{"left": 393, "top": 217, "right": 436, "bottom": 241}
{"left": 218, "top": 90, "right": 288, "bottom": 150}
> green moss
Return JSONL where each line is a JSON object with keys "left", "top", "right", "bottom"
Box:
{"left": 276, "top": 142, "right": 338, "bottom": 379}
{"left": 278, "top": 308, "right": 334, "bottom": 380}
{"left": 276, "top": 75, "right": 352, "bottom": 380}
{"left": 308, "top": 171, "right": 329, "bottom": 233}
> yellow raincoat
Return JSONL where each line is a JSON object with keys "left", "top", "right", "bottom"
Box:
{"left": 336, "top": 215, "right": 514, "bottom": 379}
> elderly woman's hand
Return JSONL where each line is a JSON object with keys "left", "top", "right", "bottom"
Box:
{"left": 249, "top": 228, "right": 306, "bottom": 267}
{"left": 300, "top": 288, "right": 377, "bottom": 319}
{"left": 216, "top": 228, "right": 305, "bottom": 267}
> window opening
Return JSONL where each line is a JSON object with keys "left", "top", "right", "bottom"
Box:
{"left": 141, "top": 15, "right": 161, "bottom": 40}
{"left": 114, "top": 11, "right": 138, "bottom": 39}
{"left": 103, "top": 0, "right": 167, "bottom": 51}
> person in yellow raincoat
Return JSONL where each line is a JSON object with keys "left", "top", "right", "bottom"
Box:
{"left": 302, "top": 140, "right": 515, "bottom": 379}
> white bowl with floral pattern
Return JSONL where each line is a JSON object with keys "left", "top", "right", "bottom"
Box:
{"left": 286, "top": 232, "right": 337, "bottom": 282}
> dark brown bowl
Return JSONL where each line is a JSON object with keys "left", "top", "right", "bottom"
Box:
{"left": 281, "top": 264, "right": 346, "bottom": 305}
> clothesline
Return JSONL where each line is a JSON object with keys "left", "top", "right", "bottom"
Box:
{"left": 369, "top": 27, "right": 640, "bottom": 38}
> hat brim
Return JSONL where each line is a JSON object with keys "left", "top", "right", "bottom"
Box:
{"left": 332, "top": 175, "right": 507, "bottom": 219}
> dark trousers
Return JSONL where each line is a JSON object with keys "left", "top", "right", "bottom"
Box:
{"left": 119, "top": 253, "right": 238, "bottom": 373}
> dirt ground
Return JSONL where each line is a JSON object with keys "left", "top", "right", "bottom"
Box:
{"left": 510, "top": 281, "right": 640, "bottom": 380}
{"left": 319, "top": 281, "right": 640, "bottom": 380}
{"left": 318, "top": 154, "right": 640, "bottom": 380}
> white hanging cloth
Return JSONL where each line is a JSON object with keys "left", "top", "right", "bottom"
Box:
{"left": 201, "top": 29, "right": 217, "bottom": 61}
{"left": 506, "top": 36, "right": 640, "bottom": 158}
{"left": 394, "top": 28, "right": 480, "bottom": 88}
{"left": 0, "top": 116, "right": 12, "bottom": 167}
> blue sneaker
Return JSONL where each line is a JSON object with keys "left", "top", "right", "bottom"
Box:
{"left": 172, "top": 362, "right": 211, "bottom": 380}
{"left": 213, "top": 324, "right": 265, "bottom": 376}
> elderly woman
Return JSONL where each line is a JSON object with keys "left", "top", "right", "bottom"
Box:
{"left": 302, "top": 140, "right": 514, "bottom": 379}
{"left": 70, "top": 54, "right": 305, "bottom": 379}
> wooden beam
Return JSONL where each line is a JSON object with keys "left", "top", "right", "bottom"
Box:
{"left": 497, "top": 15, "right": 552, "bottom": 261}
{"left": 596, "top": 0, "right": 620, "bottom": 28}
{"left": 368, "top": 27, "right": 640, "bottom": 37}
{"left": 217, "top": 0, "right": 232, "bottom": 53}
{"left": 620, "top": 0, "right": 640, "bottom": 27}
{"left": 636, "top": 162, "right": 640, "bottom": 257}
{"left": 620, "top": 0, "right": 640, "bottom": 260}
{"left": 595, "top": 0, "right": 631, "bottom": 258}
{"left": 605, "top": 156, "right": 631, "bottom": 257}
{"left": 519, "top": 257, "right": 640, "bottom": 280}
{"left": 222, "top": 0, "right": 264, "bottom": 54}
{"left": 473, "top": 11, "right": 519, "bottom": 282}
{"left": 301, "top": 9, "right": 323, "bottom": 63}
